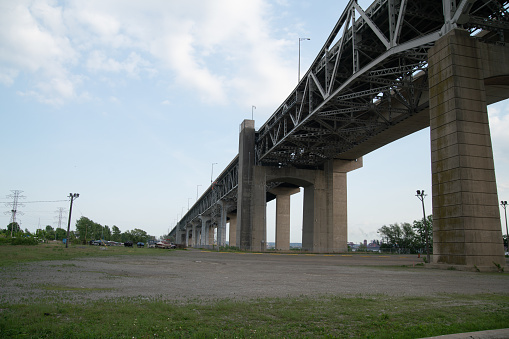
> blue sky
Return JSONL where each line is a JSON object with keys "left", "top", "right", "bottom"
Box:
{"left": 1, "top": 0, "right": 508, "bottom": 244}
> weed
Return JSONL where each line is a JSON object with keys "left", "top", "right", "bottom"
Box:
{"left": 493, "top": 261, "right": 504, "bottom": 272}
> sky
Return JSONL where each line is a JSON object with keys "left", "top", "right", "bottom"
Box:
{"left": 1, "top": 0, "right": 508, "bottom": 244}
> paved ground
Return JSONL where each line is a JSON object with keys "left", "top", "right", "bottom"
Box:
{"left": 1, "top": 249, "right": 508, "bottom": 304}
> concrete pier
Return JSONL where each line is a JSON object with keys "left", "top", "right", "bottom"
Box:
{"left": 269, "top": 187, "right": 300, "bottom": 251}
{"left": 428, "top": 29, "right": 506, "bottom": 268}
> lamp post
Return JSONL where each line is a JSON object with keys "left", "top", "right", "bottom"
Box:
{"left": 501, "top": 201, "right": 508, "bottom": 251}
{"left": 196, "top": 185, "right": 202, "bottom": 201}
{"left": 65, "top": 193, "right": 79, "bottom": 248}
{"left": 298, "top": 38, "right": 310, "bottom": 82}
{"left": 416, "top": 190, "right": 430, "bottom": 263}
{"left": 211, "top": 162, "right": 218, "bottom": 184}
{"left": 252, "top": 105, "right": 256, "bottom": 120}
{"left": 188, "top": 198, "right": 191, "bottom": 211}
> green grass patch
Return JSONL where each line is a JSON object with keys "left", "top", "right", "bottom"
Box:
{"left": 0, "top": 243, "right": 175, "bottom": 267}
{"left": 0, "top": 294, "right": 508, "bottom": 338}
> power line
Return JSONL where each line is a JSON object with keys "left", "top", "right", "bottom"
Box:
{"left": 0, "top": 200, "right": 67, "bottom": 204}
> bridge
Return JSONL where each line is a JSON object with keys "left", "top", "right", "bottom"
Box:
{"left": 170, "top": 0, "right": 509, "bottom": 269}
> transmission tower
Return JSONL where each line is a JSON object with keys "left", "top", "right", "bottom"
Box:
{"left": 54, "top": 207, "right": 67, "bottom": 240}
{"left": 4, "top": 190, "right": 25, "bottom": 236}
{"left": 54, "top": 207, "right": 67, "bottom": 229}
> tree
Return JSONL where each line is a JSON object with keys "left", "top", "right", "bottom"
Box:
{"left": 111, "top": 225, "right": 122, "bottom": 242}
{"left": 55, "top": 227, "right": 67, "bottom": 240}
{"left": 378, "top": 222, "right": 418, "bottom": 253}
{"left": 122, "top": 228, "right": 149, "bottom": 243}
{"left": 7, "top": 222, "right": 20, "bottom": 234}
{"left": 75, "top": 217, "right": 103, "bottom": 243}
{"left": 412, "top": 215, "right": 433, "bottom": 251}
{"left": 103, "top": 225, "right": 111, "bottom": 240}
{"left": 378, "top": 216, "right": 433, "bottom": 254}
{"left": 44, "top": 225, "right": 55, "bottom": 240}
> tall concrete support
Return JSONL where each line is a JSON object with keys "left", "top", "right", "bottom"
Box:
{"left": 302, "top": 159, "right": 362, "bottom": 253}
{"left": 269, "top": 187, "right": 300, "bottom": 251}
{"left": 208, "top": 223, "right": 215, "bottom": 246}
{"left": 428, "top": 29, "right": 505, "bottom": 268}
{"left": 185, "top": 227, "right": 190, "bottom": 247}
{"left": 191, "top": 221, "right": 200, "bottom": 247}
{"left": 199, "top": 216, "right": 210, "bottom": 246}
{"left": 175, "top": 226, "right": 182, "bottom": 244}
{"left": 228, "top": 213, "right": 237, "bottom": 247}
{"left": 236, "top": 120, "right": 256, "bottom": 250}
{"left": 217, "top": 201, "right": 232, "bottom": 247}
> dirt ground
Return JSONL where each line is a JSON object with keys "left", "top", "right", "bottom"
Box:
{"left": 1, "top": 249, "right": 508, "bottom": 304}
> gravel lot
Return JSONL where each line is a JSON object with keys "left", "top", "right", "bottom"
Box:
{"left": 1, "top": 249, "right": 508, "bottom": 304}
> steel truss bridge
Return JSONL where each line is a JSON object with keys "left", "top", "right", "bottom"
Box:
{"left": 172, "top": 0, "right": 509, "bottom": 237}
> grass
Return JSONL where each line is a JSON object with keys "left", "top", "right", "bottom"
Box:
{"left": 0, "top": 242, "right": 176, "bottom": 267}
{"left": 0, "top": 244, "right": 508, "bottom": 338}
{"left": 0, "top": 294, "right": 508, "bottom": 338}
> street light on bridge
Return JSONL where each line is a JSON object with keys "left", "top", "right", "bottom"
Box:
{"left": 196, "top": 184, "right": 202, "bottom": 201}
{"left": 298, "top": 37, "right": 310, "bottom": 82}
{"left": 211, "top": 162, "right": 218, "bottom": 184}
{"left": 416, "top": 190, "right": 430, "bottom": 264}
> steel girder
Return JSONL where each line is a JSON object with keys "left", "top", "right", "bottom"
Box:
{"left": 256, "top": 0, "right": 509, "bottom": 168}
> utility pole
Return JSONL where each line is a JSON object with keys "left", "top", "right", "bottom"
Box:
{"left": 4, "top": 190, "right": 25, "bottom": 237}
{"left": 66, "top": 193, "right": 79, "bottom": 248}
{"left": 416, "top": 190, "right": 430, "bottom": 264}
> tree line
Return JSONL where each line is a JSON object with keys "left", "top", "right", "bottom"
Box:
{"left": 74, "top": 216, "right": 153, "bottom": 244}
{"left": 1, "top": 216, "right": 154, "bottom": 245}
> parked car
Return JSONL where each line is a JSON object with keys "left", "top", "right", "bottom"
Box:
{"left": 137, "top": 242, "right": 145, "bottom": 248}
{"left": 155, "top": 241, "right": 176, "bottom": 249}
{"left": 124, "top": 241, "right": 133, "bottom": 247}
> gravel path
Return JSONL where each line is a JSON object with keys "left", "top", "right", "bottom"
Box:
{"left": 1, "top": 249, "right": 508, "bottom": 304}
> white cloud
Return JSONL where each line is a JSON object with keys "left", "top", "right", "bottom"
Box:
{"left": 0, "top": 0, "right": 299, "bottom": 107}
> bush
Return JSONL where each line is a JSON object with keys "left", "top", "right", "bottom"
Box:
{"left": 10, "top": 237, "right": 39, "bottom": 246}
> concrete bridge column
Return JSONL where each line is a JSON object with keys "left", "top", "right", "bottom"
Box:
{"left": 208, "top": 222, "right": 215, "bottom": 247}
{"left": 428, "top": 29, "right": 505, "bottom": 268}
{"left": 269, "top": 187, "right": 300, "bottom": 251}
{"left": 217, "top": 201, "right": 232, "bottom": 247}
{"left": 191, "top": 221, "right": 198, "bottom": 247}
{"left": 199, "top": 216, "right": 210, "bottom": 246}
{"left": 185, "top": 227, "right": 190, "bottom": 247}
{"left": 237, "top": 119, "right": 266, "bottom": 251}
{"left": 302, "top": 159, "right": 362, "bottom": 253}
{"left": 228, "top": 213, "right": 237, "bottom": 247}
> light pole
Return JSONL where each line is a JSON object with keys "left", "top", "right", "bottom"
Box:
{"left": 416, "top": 190, "right": 430, "bottom": 263}
{"left": 196, "top": 185, "right": 202, "bottom": 201}
{"left": 65, "top": 193, "right": 79, "bottom": 248}
{"left": 252, "top": 105, "right": 256, "bottom": 120}
{"left": 188, "top": 198, "right": 191, "bottom": 211}
{"left": 211, "top": 162, "right": 218, "bottom": 184}
{"left": 501, "top": 201, "right": 508, "bottom": 251}
{"left": 298, "top": 37, "right": 310, "bottom": 82}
